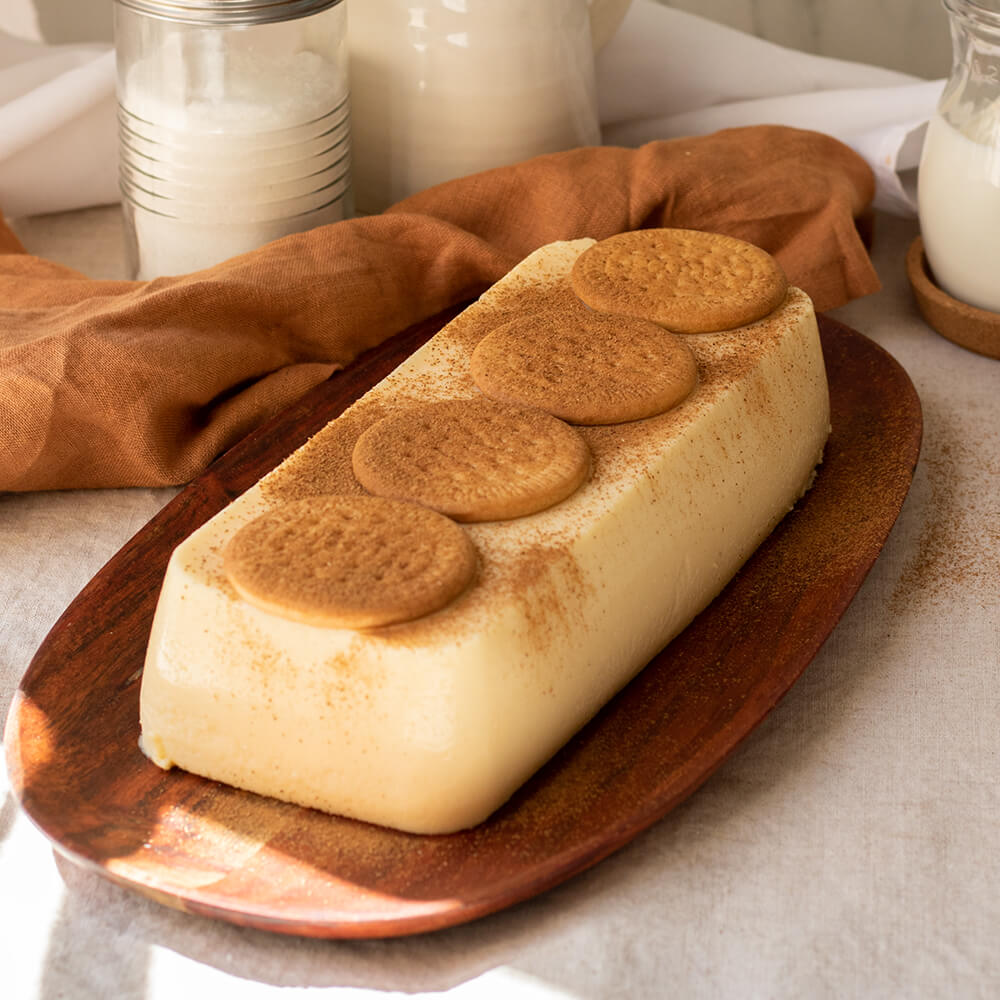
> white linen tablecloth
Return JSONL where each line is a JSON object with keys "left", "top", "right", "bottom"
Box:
{"left": 2, "top": 204, "right": 998, "bottom": 999}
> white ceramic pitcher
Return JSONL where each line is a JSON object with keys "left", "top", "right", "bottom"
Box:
{"left": 349, "top": 0, "right": 632, "bottom": 213}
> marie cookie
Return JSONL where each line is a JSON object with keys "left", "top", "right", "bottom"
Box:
{"left": 222, "top": 495, "right": 477, "bottom": 629}
{"left": 570, "top": 228, "right": 787, "bottom": 334}
{"left": 352, "top": 397, "right": 590, "bottom": 521}
{"left": 469, "top": 303, "right": 698, "bottom": 425}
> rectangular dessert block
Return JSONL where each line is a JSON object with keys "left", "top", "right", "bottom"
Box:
{"left": 140, "top": 239, "right": 830, "bottom": 834}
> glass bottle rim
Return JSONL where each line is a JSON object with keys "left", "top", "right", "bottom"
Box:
{"left": 943, "top": 0, "right": 1000, "bottom": 32}
{"left": 114, "top": 0, "right": 345, "bottom": 26}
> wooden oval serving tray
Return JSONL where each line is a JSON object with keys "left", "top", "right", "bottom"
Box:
{"left": 5, "top": 314, "right": 922, "bottom": 939}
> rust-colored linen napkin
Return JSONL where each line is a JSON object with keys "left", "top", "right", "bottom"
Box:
{"left": 0, "top": 126, "right": 878, "bottom": 492}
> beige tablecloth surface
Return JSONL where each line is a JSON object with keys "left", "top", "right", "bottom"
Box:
{"left": 1, "top": 206, "right": 998, "bottom": 1000}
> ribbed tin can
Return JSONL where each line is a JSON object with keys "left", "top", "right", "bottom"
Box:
{"left": 114, "top": 0, "right": 351, "bottom": 279}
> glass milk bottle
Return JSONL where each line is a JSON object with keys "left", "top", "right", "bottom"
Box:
{"left": 918, "top": 0, "right": 1000, "bottom": 312}
{"left": 114, "top": 0, "right": 351, "bottom": 280}
{"left": 348, "top": 0, "right": 631, "bottom": 214}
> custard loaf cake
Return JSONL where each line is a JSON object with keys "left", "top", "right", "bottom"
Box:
{"left": 140, "top": 230, "right": 831, "bottom": 834}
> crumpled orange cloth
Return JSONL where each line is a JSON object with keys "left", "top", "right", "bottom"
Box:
{"left": 0, "top": 126, "right": 878, "bottom": 492}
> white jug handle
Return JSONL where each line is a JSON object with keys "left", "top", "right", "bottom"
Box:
{"left": 590, "top": 0, "right": 633, "bottom": 52}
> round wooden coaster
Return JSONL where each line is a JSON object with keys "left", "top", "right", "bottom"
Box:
{"left": 906, "top": 236, "right": 1000, "bottom": 360}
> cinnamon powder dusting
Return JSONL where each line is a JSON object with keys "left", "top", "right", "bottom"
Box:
{"left": 890, "top": 408, "right": 1000, "bottom": 610}
{"left": 246, "top": 250, "right": 815, "bottom": 648}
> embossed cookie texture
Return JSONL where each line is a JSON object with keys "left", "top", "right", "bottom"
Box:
{"left": 570, "top": 228, "right": 788, "bottom": 334}
{"left": 223, "top": 495, "right": 477, "bottom": 629}
{"left": 470, "top": 297, "right": 698, "bottom": 425}
{"left": 352, "top": 397, "right": 591, "bottom": 521}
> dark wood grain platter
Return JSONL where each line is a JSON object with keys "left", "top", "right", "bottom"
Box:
{"left": 4, "top": 313, "right": 922, "bottom": 939}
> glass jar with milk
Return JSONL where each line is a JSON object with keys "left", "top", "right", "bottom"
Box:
{"left": 919, "top": 0, "right": 1000, "bottom": 312}
{"left": 114, "top": 0, "right": 351, "bottom": 280}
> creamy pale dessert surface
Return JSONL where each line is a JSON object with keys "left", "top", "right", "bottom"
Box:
{"left": 140, "top": 239, "right": 831, "bottom": 835}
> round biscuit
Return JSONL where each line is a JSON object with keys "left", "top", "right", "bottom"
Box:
{"left": 352, "top": 398, "right": 591, "bottom": 522}
{"left": 570, "top": 228, "right": 788, "bottom": 333}
{"left": 469, "top": 308, "right": 698, "bottom": 425}
{"left": 222, "top": 495, "right": 477, "bottom": 629}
